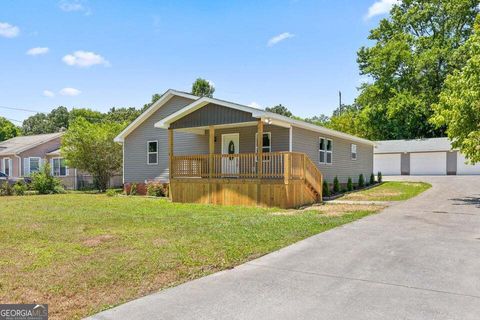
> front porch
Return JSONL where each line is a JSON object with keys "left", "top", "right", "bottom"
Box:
{"left": 167, "top": 118, "right": 323, "bottom": 208}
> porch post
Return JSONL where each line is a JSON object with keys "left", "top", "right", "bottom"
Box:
{"left": 257, "top": 119, "right": 263, "bottom": 178}
{"left": 209, "top": 125, "right": 215, "bottom": 178}
{"left": 168, "top": 127, "right": 173, "bottom": 181}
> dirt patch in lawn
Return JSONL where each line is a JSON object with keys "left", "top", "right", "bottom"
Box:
{"left": 272, "top": 203, "right": 384, "bottom": 216}
{"left": 82, "top": 234, "right": 116, "bottom": 247}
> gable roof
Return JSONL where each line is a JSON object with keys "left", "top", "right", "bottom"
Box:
{"left": 114, "top": 89, "right": 198, "bottom": 142}
{"left": 375, "top": 138, "right": 454, "bottom": 154}
{"left": 0, "top": 132, "right": 63, "bottom": 156}
{"left": 155, "top": 96, "right": 375, "bottom": 146}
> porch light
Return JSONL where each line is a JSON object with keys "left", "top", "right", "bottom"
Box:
{"left": 264, "top": 118, "right": 272, "bottom": 125}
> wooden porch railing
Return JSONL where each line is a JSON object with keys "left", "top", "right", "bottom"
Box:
{"left": 171, "top": 151, "right": 323, "bottom": 196}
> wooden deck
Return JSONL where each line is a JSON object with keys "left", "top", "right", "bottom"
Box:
{"left": 169, "top": 152, "right": 323, "bottom": 208}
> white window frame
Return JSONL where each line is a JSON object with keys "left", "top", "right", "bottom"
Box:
{"left": 255, "top": 132, "right": 272, "bottom": 153}
{"left": 351, "top": 144, "right": 357, "bottom": 160}
{"left": 319, "top": 137, "right": 333, "bottom": 165}
{"left": 147, "top": 140, "right": 158, "bottom": 165}
{"left": 51, "top": 157, "right": 69, "bottom": 177}
{"left": 28, "top": 157, "right": 42, "bottom": 174}
{"left": 3, "top": 157, "right": 12, "bottom": 176}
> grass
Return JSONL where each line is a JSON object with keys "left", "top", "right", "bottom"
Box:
{"left": 0, "top": 194, "right": 382, "bottom": 319}
{"left": 340, "top": 181, "right": 431, "bottom": 201}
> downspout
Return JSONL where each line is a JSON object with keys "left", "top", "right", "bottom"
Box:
{"left": 14, "top": 154, "right": 22, "bottom": 177}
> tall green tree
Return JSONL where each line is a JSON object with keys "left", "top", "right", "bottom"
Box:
{"left": 191, "top": 78, "right": 215, "bottom": 97}
{"left": 105, "top": 107, "right": 141, "bottom": 123}
{"left": 142, "top": 93, "right": 162, "bottom": 112}
{"left": 0, "top": 117, "right": 21, "bottom": 142}
{"left": 356, "top": 0, "right": 479, "bottom": 140}
{"left": 61, "top": 117, "right": 125, "bottom": 191}
{"left": 432, "top": 15, "right": 480, "bottom": 163}
{"left": 265, "top": 104, "right": 293, "bottom": 117}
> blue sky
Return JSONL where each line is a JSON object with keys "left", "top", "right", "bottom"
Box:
{"left": 0, "top": 0, "right": 396, "bottom": 124}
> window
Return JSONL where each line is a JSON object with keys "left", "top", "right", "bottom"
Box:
{"left": 29, "top": 157, "right": 41, "bottom": 174}
{"left": 255, "top": 132, "right": 271, "bottom": 153}
{"left": 52, "top": 158, "right": 68, "bottom": 177}
{"left": 351, "top": 144, "right": 357, "bottom": 160}
{"left": 3, "top": 158, "right": 12, "bottom": 176}
{"left": 319, "top": 138, "right": 333, "bottom": 164}
{"left": 147, "top": 141, "right": 158, "bottom": 165}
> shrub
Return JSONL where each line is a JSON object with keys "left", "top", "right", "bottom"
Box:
{"left": 0, "top": 182, "right": 13, "bottom": 196}
{"left": 106, "top": 189, "right": 117, "bottom": 197}
{"left": 146, "top": 181, "right": 168, "bottom": 197}
{"left": 358, "top": 174, "right": 365, "bottom": 188}
{"left": 378, "top": 171, "right": 382, "bottom": 183}
{"left": 129, "top": 183, "right": 137, "bottom": 196}
{"left": 54, "top": 185, "right": 66, "bottom": 194}
{"left": 31, "top": 164, "right": 61, "bottom": 194}
{"left": 322, "top": 181, "right": 330, "bottom": 197}
{"left": 347, "top": 177, "right": 353, "bottom": 191}
{"left": 13, "top": 181, "right": 27, "bottom": 196}
{"left": 333, "top": 176, "right": 340, "bottom": 193}
{"left": 370, "top": 173, "right": 375, "bottom": 185}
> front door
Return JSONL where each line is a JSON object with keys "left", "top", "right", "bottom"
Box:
{"left": 221, "top": 133, "right": 239, "bottom": 176}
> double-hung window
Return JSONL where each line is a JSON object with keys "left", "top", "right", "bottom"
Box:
{"left": 319, "top": 138, "right": 333, "bottom": 164}
{"left": 3, "top": 158, "right": 12, "bottom": 176}
{"left": 351, "top": 144, "right": 357, "bottom": 160}
{"left": 29, "top": 157, "right": 41, "bottom": 174}
{"left": 52, "top": 158, "right": 68, "bottom": 176}
{"left": 255, "top": 132, "right": 271, "bottom": 153}
{"left": 147, "top": 141, "right": 158, "bottom": 165}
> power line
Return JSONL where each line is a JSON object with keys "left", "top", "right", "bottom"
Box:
{"left": 0, "top": 105, "right": 42, "bottom": 113}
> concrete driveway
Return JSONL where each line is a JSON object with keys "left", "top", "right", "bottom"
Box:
{"left": 89, "top": 176, "right": 480, "bottom": 320}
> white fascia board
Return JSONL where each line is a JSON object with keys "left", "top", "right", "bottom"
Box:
{"left": 114, "top": 89, "right": 198, "bottom": 142}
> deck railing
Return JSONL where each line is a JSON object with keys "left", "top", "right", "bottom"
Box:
{"left": 171, "top": 152, "right": 322, "bottom": 196}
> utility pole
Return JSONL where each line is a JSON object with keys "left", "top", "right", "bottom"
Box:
{"left": 338, "top": 90, "right": 342, "bottom": 108}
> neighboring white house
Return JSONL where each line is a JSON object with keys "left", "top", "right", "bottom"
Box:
{"left": 374, "top": 138, "right": 480, "bottom": 175}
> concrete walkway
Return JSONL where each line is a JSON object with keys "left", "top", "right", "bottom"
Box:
{"left": 88, "top": 176, "right": 480, "bottom": 320}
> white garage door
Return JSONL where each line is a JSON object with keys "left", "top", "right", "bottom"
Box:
{"left": 457, "top": 153, "right": 480, "bottom": 175}
{"left": 411, "top": 152, "right": 446, "bottom": 175}
{"left": 374, "top": 154, "right": 401, "bottom": 175}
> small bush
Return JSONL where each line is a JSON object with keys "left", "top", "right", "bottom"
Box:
{"left": 0, "top": 182, "right": 13, "bottom": 196}
{"left": 341, "top": 188, "right": 347, "bottom": 193}
{"left": 146, "top": 181, "right": 168, "bottom": 197}
{"left": 370, "top": 173, "right": 375, "bottom": 185}
{"left": 54, "top": 185, "right": 66, "bottom": 194}
{"left": 333, "top": 176, "right": 340, "bottom": 193}
{"left": 347, "top": 177, "right": 353, "bottom": 191}
{"left": 322, "top": 181, "right": 330, "bottom": 197}
{"left": 13, "top": 182, "right": 27, "bottom": 196}
{"left": 358, "top": 174, "right": 365, "bottom": 188}
{"left": 106, "top": 189, "right": 117, "bottom": 197}
{"left": 129, "top": 183, "right": 137, "bottom": 196}
{"left": 31, "top": 164, "right": 62, "bottom": 194}
{"left": 377, "top": 171, "right": 382, "bottom": 183}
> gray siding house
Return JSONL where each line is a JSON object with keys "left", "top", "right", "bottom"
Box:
{"left": 115, "top": 89, "right": 375, "bottom": 207}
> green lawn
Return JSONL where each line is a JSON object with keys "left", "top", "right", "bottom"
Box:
{"left": 341, "top": 181, "right": 432, "bottom": 201}
{"left": 0, "top": 194, "right": 380, "bottom": 319}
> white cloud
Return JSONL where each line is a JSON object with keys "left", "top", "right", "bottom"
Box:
{"left": 43, "top": 90, "right": 55, "bottom": 97}
{"left": 27, "top": 47, "right": 49, "bottom": 56}
{"left": 365, "top": 0, "right": 399, "bottom": 20}
{"left": 59, "top": 0, "right": 91, "bottom": 14}
{"left": 248, "top": 102, "right": 262, "bottom": 109}
{"left": 267, "top": 32, "right": 294, "bottom": 47}
{"left": 62, "top": 51, "right": 110, "bottom": 67}
{"left": 59, "top": 87, "right": 81, "bottom": 96}
{"left": 0, "top": 22, "right": 20, "bottom": 38}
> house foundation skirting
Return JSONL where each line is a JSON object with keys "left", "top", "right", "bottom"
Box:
{"left": 170, "top": 178, "right": 318, "bottom": 209}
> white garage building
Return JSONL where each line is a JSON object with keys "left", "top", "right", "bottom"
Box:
{"left": 374, "top": 138, "right": 480, "bottom": 176}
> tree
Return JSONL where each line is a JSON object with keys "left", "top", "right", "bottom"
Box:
{"left": 61, "top": 117, "right": 125, "bottom": 191}
{"left": 432, "top": 15, "right": 480, "bottom": 163}
{"left": 265, "top": 104, "right": 293, "bottom": 117}
{"left": 142, "top": 93, "right": 162, "bottom": 112}
{"left": 69, "top": 108, "right": 104, "bottom": 124}
{"left": 105, "top": 107, "right": 141, "bottom": 123}
{"left": 305, "top": 114, "right": 330, "bottom": 126}
{"left": 0, "top": 117, "right": 20, "bottom": 142}
{"left": 191, "top": 78, "right": 215, "bottom": 97}
{"left": 22, "top": 106, "right": 70, "bottom": 135}
{"left": 356, "top": 0, "right": 479, "bottom": 140}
